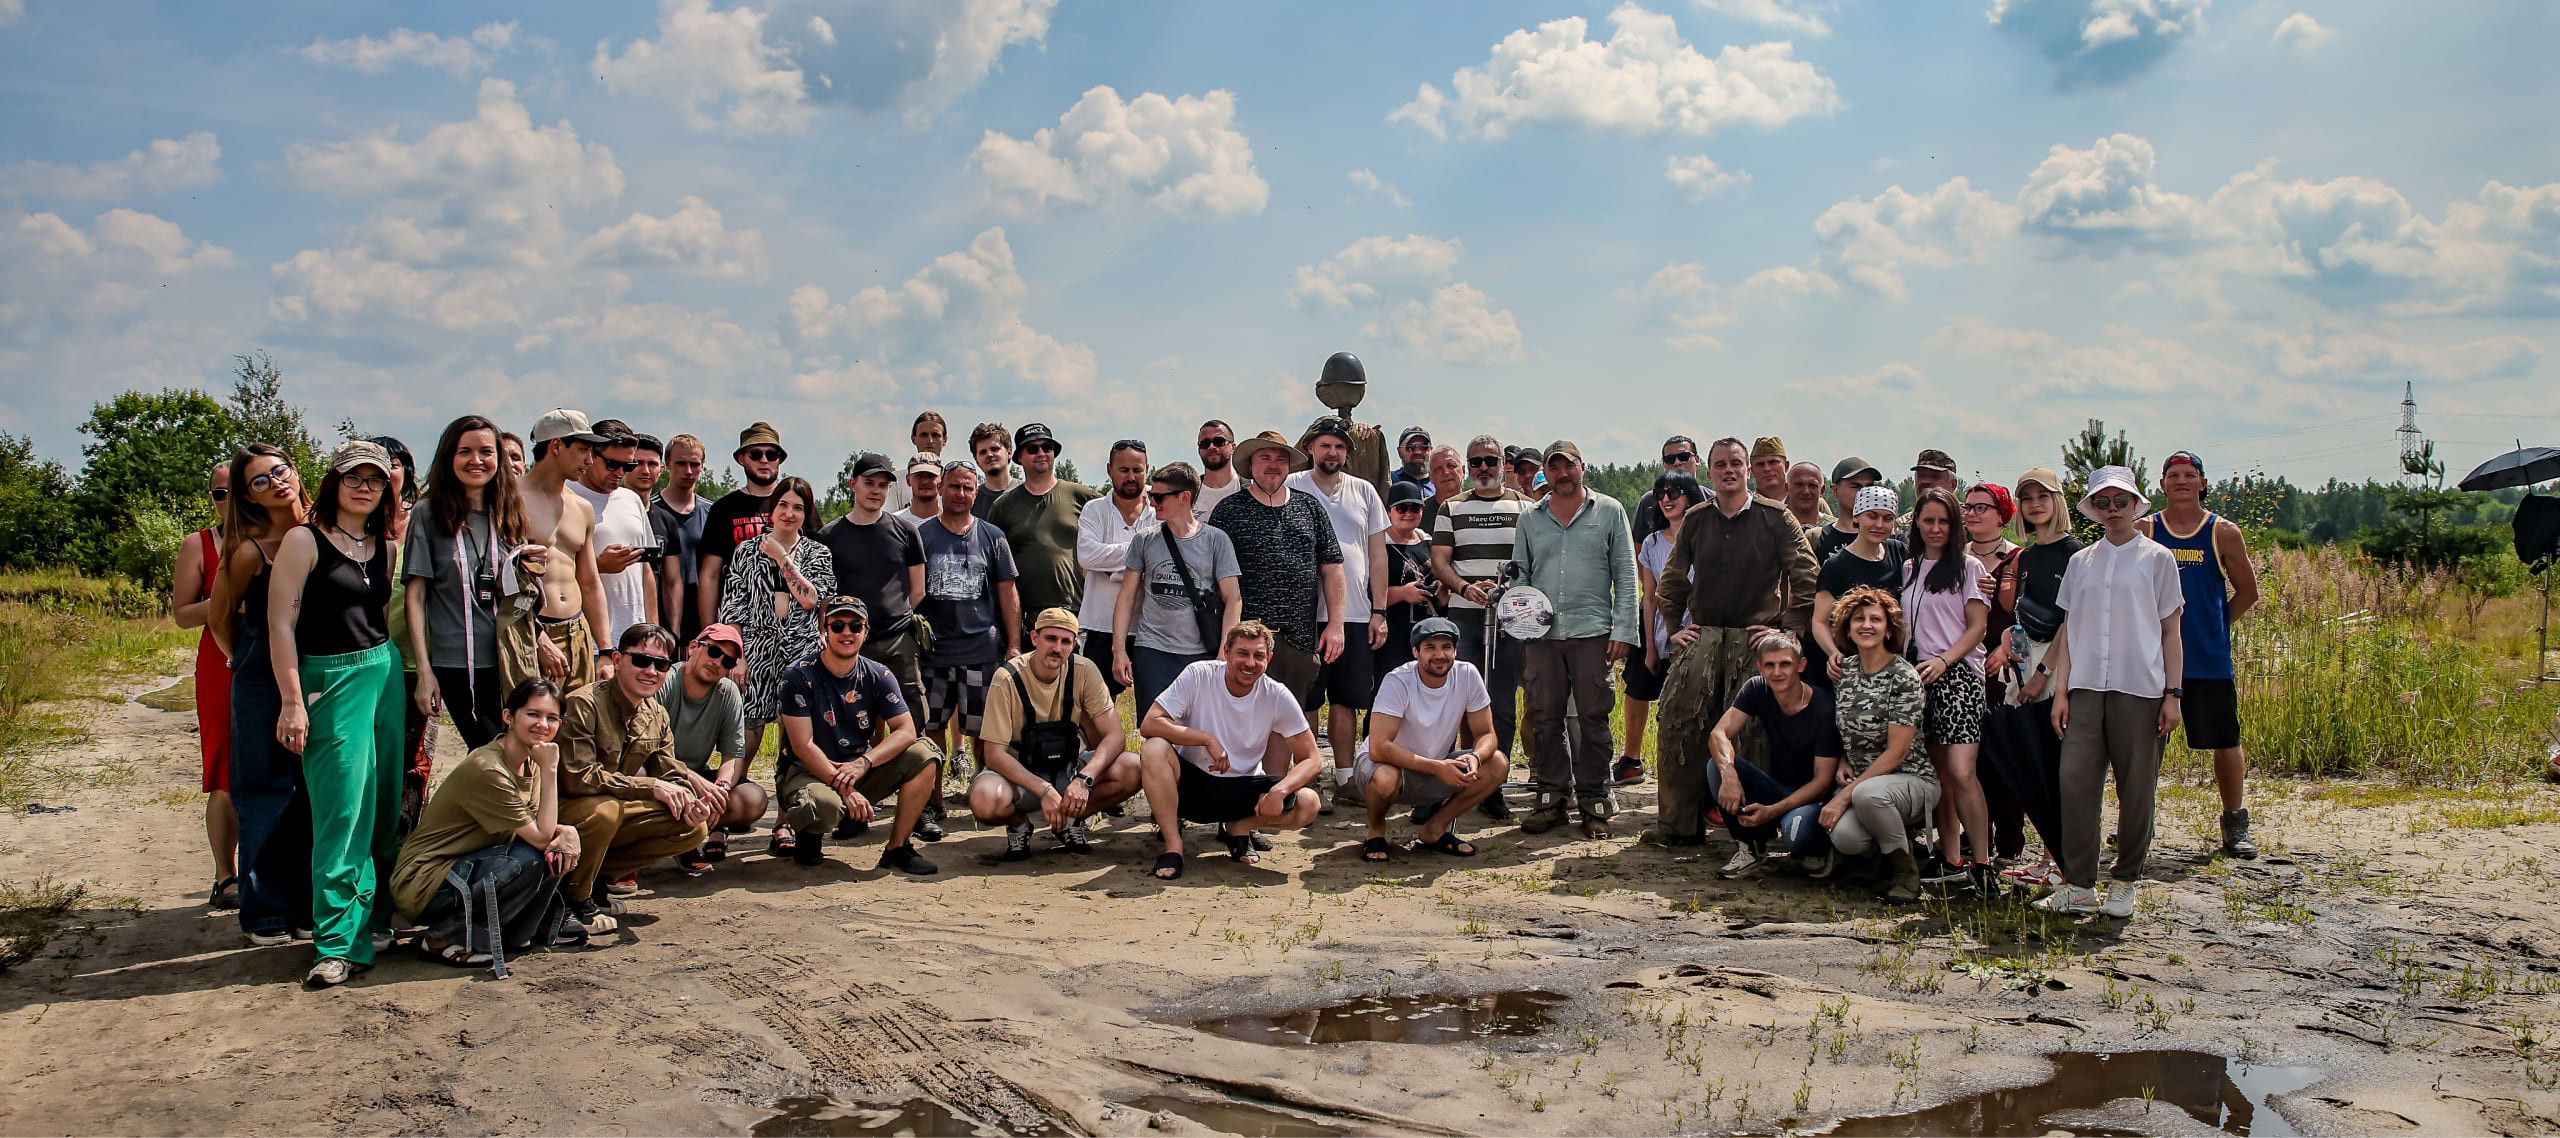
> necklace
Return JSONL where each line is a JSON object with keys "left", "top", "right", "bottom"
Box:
{"left": 330, "top": 524, "right": 374, "bottom": 591}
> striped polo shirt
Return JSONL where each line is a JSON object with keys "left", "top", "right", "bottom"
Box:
{"left": 1431, "top": 487, "right": 1531, "bottom": 610}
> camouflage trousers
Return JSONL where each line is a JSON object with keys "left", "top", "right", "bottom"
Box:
{"left": 1654, "top": 626, "right": 1767, "bottom": 843}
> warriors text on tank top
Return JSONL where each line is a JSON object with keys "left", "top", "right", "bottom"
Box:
{"left": 2148, "top": 511, "right": 2231, "bottom": 680}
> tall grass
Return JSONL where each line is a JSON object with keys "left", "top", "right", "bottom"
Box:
{"left": 0, "top": 569, "right": 192, "bottom": 807}
{"left": 2227, "top": 547, "right": 2555, "bottom": 784}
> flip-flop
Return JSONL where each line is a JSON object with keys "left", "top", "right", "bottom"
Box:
{"left": 1361, "top": 836, "right": 1393, "bottom": 862}
{"left": 1152, "top": 852, "right": 1184, "bottom": 880}
{"left": 1221, "top": 832, "right": 1258, "bottom": 864}
{"left": 209, "top": 876, "right": 240, "bottom": 910}
{"left": 1416, "top": 831, "right": 1478, "bottom": 857}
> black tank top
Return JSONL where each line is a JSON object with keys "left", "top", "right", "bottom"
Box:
{"left": 295, "top": 523, "right": 391, "bottom": 657}
{"left": 237, "top": 537, "right": 279, "bottom": 647}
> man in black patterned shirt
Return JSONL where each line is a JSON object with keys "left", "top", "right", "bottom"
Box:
{"left": 1207, "top": 431, "right": 1346, "bottom": 708}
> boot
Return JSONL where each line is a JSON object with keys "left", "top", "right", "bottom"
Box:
{"left": 2219, "top": 808, "right": 2259, "bottom": 859}
{"left": 1578, "top": 793, "right": 1615, "bottom": 839}
{"left": 1879, "top": 846, "right": 1923, "bottom": 903}
{"left": 1520, "top": 787, "right": 1569, "bottom": 834}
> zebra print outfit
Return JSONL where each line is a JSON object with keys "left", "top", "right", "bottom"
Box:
{"left": 716, "top": 536, "right": 837, "bottom": 723}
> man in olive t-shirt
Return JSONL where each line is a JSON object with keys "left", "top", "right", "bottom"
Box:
{"left": 985, "top": 423, "right": 1101, "bottom": 644}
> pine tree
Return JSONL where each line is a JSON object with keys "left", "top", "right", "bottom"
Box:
{"left": 224, "top": 350, "right": 322, "bottom": 476}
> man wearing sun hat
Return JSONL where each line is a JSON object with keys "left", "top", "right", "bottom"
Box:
{"left": 2137, "top": 449, "right": 2262, "bottom": 859}
{"left": 1207, "top": 431, "right": 1347, "bottom": 708}
{"left": 2038, "top": 465, "right": 2184, "bottom": 919}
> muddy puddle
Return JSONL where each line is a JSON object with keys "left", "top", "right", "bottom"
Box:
{"left": 752, "top": 1095, "right": 1062, "bottom": 1137}
{"left": 1192, "top": 989, "right": 1567, "bottom": 1046}
{"left": 1119, "top": 1095, "right": 1349, "bottom": 1136}
{"left": 1822, "top": 1049, "right": 2319, "bottom": 1136}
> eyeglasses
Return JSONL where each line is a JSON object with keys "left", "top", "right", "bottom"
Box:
{"left": 344, "top": 474, "right": 391, "bottom": 493}
{"left": 249, "top": 465, "right": 296, "bottom": 493}
{"left": 210, "top": 488, "right": 228, "bottom": 503}
{"left": 825, "top": 620, "right": 867, "bottom": 635}
{"left": 1467, "top": 456, "right": 1503, "bottom": 469}
{"left": 1662, "top": 451, "right": 1697, "bottom": 465}
{"left": 624, "top": 652, "right": 674, "bottom": 673}
{"left": 2088, "top": 494, "right": 2139, "bottom": 511}
{"left": 698, "top": 645, "right": 738, "bottom": 666}
{"left": 1961, "top": 502, "right": 1997, "bottom": 514}
{"left": 1197, "top": 436, "right": 1232, "bottom": 449}
{"left": 741, "top": 448, "right": 784, "bottom": 462}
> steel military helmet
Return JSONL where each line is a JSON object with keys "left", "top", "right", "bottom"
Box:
{"left": 1316, "top": 351, "right": 1367, "bottom": 413}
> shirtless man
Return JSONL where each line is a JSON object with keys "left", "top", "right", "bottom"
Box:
{"left": 516, "top": 409, "right": 612, "bottom": 692}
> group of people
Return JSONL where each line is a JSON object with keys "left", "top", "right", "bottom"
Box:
{"left": 174, "top": 391, "right": 2260, "bottom": 983}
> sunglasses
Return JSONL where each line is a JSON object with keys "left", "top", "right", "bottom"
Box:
{"left": 210, "top": 488, "right": 228, "bottom": 502}
{"left": 826, "top": 620, "right": 867, "bottom": 635}
{"left": 1021, "top": 442, "right": 1060, "bottom": 457}
{"left": 1662, "top": 451, "right": 1697, "bottom": 465}
{"left": 1197, "top": 436, "right": 1232, "bottom": 449}
{"left": 249, "top": 465, "right": 296, "bottom": 492}
{"left": 698, "top": 644, "right": 738, "bottom": 666}
{"left": 1114, "top": 439, "right": 1147, "bottom": 454}
{"left": 1390, "top": 502, "right": 1424, "bottom": 513}
{"left": 343, "top": 473, "right": 391, "bottom": 493}
{"left": 1467, "top": 456, "right": 1503, "bottom": 469}
{"left": 599, "top": 457, "right": 640, "bottom": 473}
{"left": 2089, "top": 494, "right": 2139, "bottom": 511}
{"left": 1146, "top": 489, "right": 1182, "bottom": 504}
{"left": 624, "top": 652, "right": 674, "bottom": 673}
{"left": 741, "top": 448, "right": 784, "bottom": 462}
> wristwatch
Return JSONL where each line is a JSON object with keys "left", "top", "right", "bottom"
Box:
{"left": 2164, "top": 686, "right": 2184, "bottom": 698}
{"left": 1072, "top": 772, "right": 1097, "bottom": 788}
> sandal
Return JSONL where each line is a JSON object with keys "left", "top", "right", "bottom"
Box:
{"left": 1221, "top": 831, "right": 1258, "bottom": 864}
{"left": 209, "top": 876, "right": 240, "bottom": 911}
{"left": 1152, "top": 852, "right": 1184, "bottom": 880}
{"left": 416, "top": 938, "right": 492, "bottom": 968}
{"left": 702, "top": 834, "right": 728, "bottom": 862}
{"left": 768, "top": 824, "right": 797, "bottom": 858}
{"left": 1416, "top": 831, "right": 1478, "bottom": 857}
{"left": 1361, "top": 836, "right": 1394, "bottom": 863}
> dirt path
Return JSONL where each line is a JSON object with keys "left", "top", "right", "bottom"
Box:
{"left": 7, "top": 671, "right": 2560, "bottom": 1136}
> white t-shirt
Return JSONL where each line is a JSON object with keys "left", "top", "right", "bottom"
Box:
{"left": 1284, "top": 470, "right": 1389, "bottom": 623}
{"left": 1075, "top": 494, "right": 1156, "bottom": 632}
{"left": 1194, "top": 471, "right": 1243, "bottom": 517}
{"left": 569, "top": 481, "right": 655, "bottom": 646}
{"left": 1154, "top": 660, "right": 1311, "bottom": 776}
{"left": 1358, "top": 661, "right": 1490, "bottom": 763}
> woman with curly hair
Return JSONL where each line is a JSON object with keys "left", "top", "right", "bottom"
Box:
{"left": 1820, "top": 585, "right": 1934, "bottom": 903}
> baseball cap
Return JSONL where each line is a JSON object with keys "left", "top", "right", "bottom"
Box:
{"left": 846, "top": 452, "right": 895, "bottom": 482}
{"left": 530, "top": 409, "right": 608, "bottom": 446}
{"left": 1506, "top": 446, "right": 1540, "bottom": 469}
{"left": 821, "top": 596, "right": 869, "bottom": 623}
{"left": 1912, "top": 448, "right": 1958, "bottom": 474}
{"left": 696, "top": 623, "right": 744, "bottom": 652}
{"left": 2016, "top": 467, "right": 2064, "bottom": 495}
{"left": 1033, "top": 607, "right": 1080, "bottom": 636}
{"left": 908, "top": 452, "right": 942, "bottom": 477}
{"left": 1751, "top": 436, "right": 1787, "bottom": 460}
{"left": 1014, "top": 423, "right": 1058, "bottom": 452}
{"left": 328, "top": 439, "right": 395, "bottom": 475}
{"left": 1386, "top": 480, "right": 1432, "bottom": 507}
{"left": 1306, "top": 417, "right": 1355, "bottom": 447}
{"left": 2163, "top": 450, "right": 2206, "bottom": 477}
{"left": 1543, "top": 440, "right": 1582, "bottom": 465}
{"left": 1399, "top": 425, "right": 1431, "bottom": 446}
{"left": 1410, "top": 616, "right": 1461, "bottom": 648}
{"left": 1831, "top": 456, "right": 1882, "bottom": 483}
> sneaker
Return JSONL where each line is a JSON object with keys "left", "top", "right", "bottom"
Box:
{"left": 569, "top": 897, "right": 621, "bottom": 935}
{"left": 1318, "top": 770, "right": 1339, "bottom": 816}
{"left": 1969, "top": 864, "right": 1999, "bottom": 895}
{"left": 2002, "top": 858, "right": 2063, "bottom": 889}
{"left": 1719, "top": 844, "right": 1765, "bottom": 879}
{"left": 2099, "top": 881, "right": 2139, "bottom": 918}
{"left": 246, "top": 928, "right": 294, "bottom": 947}
{"left": 880, "top": 843, "right": 939, "bottom": 876}
{"left": 1251, "top": 832, "right": 1273, "bottom": 851}
{"left": 1801, "top": 848, "right": 1837, "bottom": 879}
{"left": 2033, "top": 884, "right": 2099, "bottom": 915}
{"left": 2220, "top": 808, "right": 2259, "bottom": 859}
{"left": 1922, "top": 860, "right": 1973, "bottom": 887}
{"left": 604, "top": 874, "right": 640, "bottom": 896}
{"left": 291, "top": 927, "right": 315, "bottom": 942}
{"left": 1613, "top": 756, "right": 1645, "bottom": 785}
{"left": 304, "top": 957, "right": 359, "bottom": 988}
{"left": 678, "top": 847, "right": 714, "bottom": 875}
{"left": 831, "top": 816, "right": 869, "bottom": 841}
{"left": 603, "top": 892, "right": 629, "bottom": 916}
{"left": 916, "top": 796, "right": 947, "bottom": 843}
{"left": 371, "top": 930, "right": 398, "bottom": 954}
{"left": 1059, "top": 818, "right": 1093, "bottom": 854}
{"left": 1003, "top": 821, "right": 1034, "bottom": 861}
{"left": 793, "top": 829, "right": 826, "bottom": 867}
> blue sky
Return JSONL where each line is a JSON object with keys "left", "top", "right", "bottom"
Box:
{"left": 2, "top": 0, "right": 2552, "bottom": 486}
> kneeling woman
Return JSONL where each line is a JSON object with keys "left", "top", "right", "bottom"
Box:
{"left": 390, "top": 679, "right": 583, "bottom": 976}
{"left": 269, "top": 441, "right": 409, "bottom": 987}
{"left": 1820, "top": 586, "right": 1937, "bottom": 903}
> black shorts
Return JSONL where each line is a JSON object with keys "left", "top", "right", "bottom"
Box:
{"left": 1307, "top": 631, "right": 1375, "bottom": 712}
{"left": 1266, "top": 643, "right": 1321, "bottom": 707}
{"left": 1176, "top": 760, "right": 1308, "bottom": 825}
{"left": 1080, "top": 629, "right": 1129, "bottom": 698}
{"left": 1622, "top": 653, "right": 1666, "bottom": 702}
{"left": 2182, "top": 677, "right": 2241, "bottom": 750}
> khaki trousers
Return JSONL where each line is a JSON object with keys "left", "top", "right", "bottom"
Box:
{"left": 2057, "top": 689, "right": 2165, "bottom": 888}
{"left": 559, "top": 793, "right": 709, "bottom": 902}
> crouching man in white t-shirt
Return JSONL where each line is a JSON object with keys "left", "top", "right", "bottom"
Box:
{"left": 1351, "top": 616, "right": 1509, "bottom": 862}
{"left": 1137, "top": 620, "right": 1324, "bottom": 880}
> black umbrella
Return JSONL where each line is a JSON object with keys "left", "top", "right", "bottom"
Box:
{"left": 2459, "top": 446, "right": 2560, "bottom": 492}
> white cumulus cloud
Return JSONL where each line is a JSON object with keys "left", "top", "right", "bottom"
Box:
{"left": 1693, "top": 0, "right": 1832, "bottom": 37}
{"left": 1666, "top": 154, "right": 1748, "bottom": 200}
{"left": 2270, "top": 11, "right": 2337, "bottom": 54}
{"left": 781, "top": 227, "right": 1095, "bottom": 405}
{"left": 594, "top": 0, "right": 1053, "bottom": 133}
{"left": 1367, "top": 283, "right": 1525, "bottom": 365}
{"left": 2014, "top": 132, "right": 2202, "bottom": 252}
{"left": 971, "top": 85, "right": 1268, "bottom": 217}
{"left": 298, "top": 22, "right": 517, "bottom": 77}
{"left": 1, "top": 207, "right": 235, "bottom": 331}
{"left": 579, "top": 195, "right": 770, "bottom": 281}
{"left": 1289, "top": 234, "right": 1468, "bottom": 311}
{"left": 0, "top": 132, "right": 223, "bottom": 200}
{"left": 1390, "top": 3, "right": 1841, "bottom": 140}
{"left": 1812, "top": 177, "right": 2020, "bottom": 299}
{"left": 1989, "top": 0, "right": 2210, "bottom": 90}
{"left": 1348, "top": 169, "right": 1411, "bottom": 207}
{"left": 1288, "top": 234, "right": 1522, "bottom": 363}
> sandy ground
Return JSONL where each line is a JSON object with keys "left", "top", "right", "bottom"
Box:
{"left": 7, "top": 670, "right": 2560, "bottom": 1136}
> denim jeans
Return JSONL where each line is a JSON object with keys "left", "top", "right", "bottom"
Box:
{"left": 1129, "top": 644, "right": 1210, "bottom": 722}
{"left": 417, "top": 839, "right": 566, "bottom": 954}
{"left": 1702, "top": 755, "right": 1827, "bottom": 854}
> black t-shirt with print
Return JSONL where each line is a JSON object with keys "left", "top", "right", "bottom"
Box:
{"left": 1208, "top": 487, "right": 1343, "bottom": 653}
{"left": 701, "top": 487, "right": 775, "bottom": 597}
